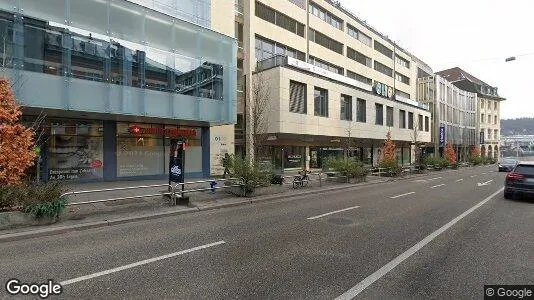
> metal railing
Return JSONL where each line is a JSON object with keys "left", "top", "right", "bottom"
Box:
{"left": 62, "top": 184, "right": 174, "bottom": 206}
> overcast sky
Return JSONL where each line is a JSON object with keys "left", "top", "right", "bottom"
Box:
{"left": 339, "top": 0, "right": 534, "bottom": 119}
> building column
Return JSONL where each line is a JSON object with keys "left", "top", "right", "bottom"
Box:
{"left": 202, "top": 127, "right": 211, "bottom": 178}
{"left": 103, "top": 120, "right": 117, "bottom": 181}
{"left": 305, "top": 146, "right": 310, "bottom": 170}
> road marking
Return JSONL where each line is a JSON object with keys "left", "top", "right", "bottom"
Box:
{"left": 427, "top": 177, "right": 442, "bottom": 181}
{"left": 390, "top": 192, "right": 415, "bottom": 199}
{"left": 335, "top": 187, "right": 504, "bottom": 300}
{"left": 477, "top": 180, "right": 493, "bottom": 187}
{"left": 307, "top": 206, "right": 360, "bottom": 220}
{"left": 455, "top": 179, "right": 464, "bottom": 182}
{"left": 481, "top": 172, "right": 487, "bottom": 175}
{"left": 430, "top": 184, "right": 445, "bottom": 189}
{"left": 60, "top": 241, "right": 226, "bottom": 286}
{"left": 414, "top": 179, "right": 427, "bottom": 183}
{"left": 470, "top": 175, "right": 478, "bottom": 178}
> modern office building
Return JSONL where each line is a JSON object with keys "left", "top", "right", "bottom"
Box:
{"left": 0, "top": 0, "right": 237, "bottom": 181}
{"left": 417, "top": 75, "right": 477, "bottom": 161}
{"left": 235, "top": 0, "right": 432, "bottom": 170}
{"left": 436, "top": 67, "right": 506, "bottom": 159}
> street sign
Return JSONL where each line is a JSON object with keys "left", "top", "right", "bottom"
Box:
{"left": 439, "top": 126, "right": 445, "bottom": 146}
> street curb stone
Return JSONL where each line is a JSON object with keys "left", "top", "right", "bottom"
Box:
{"left": 0, "top": 167, "right": 490, "bottom": 242}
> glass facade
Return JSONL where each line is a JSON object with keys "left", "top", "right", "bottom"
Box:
{"left": 0, "top": 1, "right": 236, "bottom": 124}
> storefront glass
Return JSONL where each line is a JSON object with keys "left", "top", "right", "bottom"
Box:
{"left": 47, "top": 120, "right": 104, "bottom": 180}
{"left": 116, "top": 122, "right": 202, "bottom": 177}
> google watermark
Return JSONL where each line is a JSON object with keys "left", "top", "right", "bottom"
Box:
{"left": 5, "top": 279, "right": 63, "bottom": 298}
{"left": 485, "top": 285, "right": 534, "bottom": 299}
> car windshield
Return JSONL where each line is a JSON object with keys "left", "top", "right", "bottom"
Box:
{"left": 502, "top": 159, "right": 517, "bottom": 164}
{"left": 514, "top": 165, "right": 534, "bottom": 175}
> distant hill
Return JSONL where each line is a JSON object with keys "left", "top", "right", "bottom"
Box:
{"left": 501, "top": 118, "right": 534, "bottom": 136}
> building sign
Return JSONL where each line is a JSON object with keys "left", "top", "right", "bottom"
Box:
{"left": 286, "top": 57, "right": 372, "bottom": 92}
{"left": 128, "top": 125, "right": 196, "bottom": 137}
{"left": 439, "top": 126, "right": 446, "bottom": 146}
{"left": 374, "top": 82, "right": 394, "bottom": 98}
{"left": 480, "top": 131, "right": 485, "bottom": 144}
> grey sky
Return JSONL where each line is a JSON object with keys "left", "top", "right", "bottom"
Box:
{"left": 339, "top": 0, "right": 534, "bottom": 119}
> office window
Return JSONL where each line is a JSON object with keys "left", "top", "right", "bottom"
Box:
{"left": 347, "top": 47, "right": 372, "bottom": 67}
{"left": 374, "top": 61, "right": 393, "bottom": 77}
{"left": 340, "top": 94, "right": 353, "bottom": 121}
{"left": 408, "top": 112, "right": 414, "bottom": 129}
{"left": 289, "top": 80, "right": 307, "bottom": 114}
{"left": 395, "top": 55, "right": 410, "bottom": 68}
{"left": 256, "top": 2, "right": 305, "bottom": 37}
{"left": 418, "top": 114, "right": 424, "bottom": 131}
{"left": 347, "top": 24, "right": 372, "bottom": 47}
{"left": 356, "top": 99, "right": 366, "bottom": 123}
{"left": 255, "top": 35, "right": 305, "bottom": 62}
{"left": 287, "top": 0, "right": 306, "bottom": 9}
{"left": 308, "top": 28, "right": 344, "bottom": 54}
{"left": 387, "top": 106, "right": 394, "bottom": 127}
{"left": 396, "top": 90, "right": 411, "bottom": 99}
{"left": 347, "top": 70, "right": 372, "bottom": 85}
{"left": 314, "top": 87, "right": 328, "bottom": 117}
{"left": 374, "top": 40, "right": 393, "bottom": 59}
{"left": 399, "top": 110, "right": 406, "bottom": 128}
{"left": 309, "top": 56, "right": 343, "bottom": 75}
{"left": 395, "top": 72, "right": 410, "bottom": 85}
{"left": 425, "top": 116, "right": 429, "bottom": 132}
{"left": 375, "top": 103, "right": 384, "bottom": 125}
{"left": 309, "top": 2, "right": 343, "bottom": 30}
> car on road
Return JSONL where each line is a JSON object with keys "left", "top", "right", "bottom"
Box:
{"left": 498, "top": 157, "right": 518, "bottom": 172}
{"left": 504, "top": 161, "right": 534, "bottom": 199}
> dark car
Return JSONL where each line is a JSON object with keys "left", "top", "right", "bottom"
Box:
{"left": 504, "top": 161, "right": 534, "bottom": 199}
{"left": 498, "top": 158, "right": 518, "bottom": 172}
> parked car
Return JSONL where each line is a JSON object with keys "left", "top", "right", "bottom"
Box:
{"left": 504, "top": 161, "right": 534, "bottom": 199}
{"left": 498, "top": 157, "right": 518, "bottom": 172}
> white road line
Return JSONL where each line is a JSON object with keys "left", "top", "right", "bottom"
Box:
{"left": 481, "top": 172, "right": 487, "bottom": 175}
{"left": 455, "top": 179, "right": 464, "bottom": 182}
{"left": 427, "top": 177, "right": 442, "bottom": 181}
{"left": 307, "top": 206, "right": 360, "bottom": 220}
{"left": 390, "top": 192, "right": 415, "bottom": 199}
{"left": 470, "top": 175, "right": 478, "bottom": 178}
{"left": 60, "top": 241, "right": 226, "bottom": 286}
{"left": 430, "top": 184, "right": 445, "bottom": 189}
{"left": 335, "top": 187, "right": 504, "bottom": 300}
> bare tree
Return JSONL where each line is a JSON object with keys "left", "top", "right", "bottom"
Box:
{"left": 411, "top": 120, "right": 422, "bottom": 167}
{"left": 250, "top": 72, "right": 271, "bottom": 161}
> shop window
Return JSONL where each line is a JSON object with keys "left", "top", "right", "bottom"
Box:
{"left": 47, "top": 120, "right": 104, "bottom": 180}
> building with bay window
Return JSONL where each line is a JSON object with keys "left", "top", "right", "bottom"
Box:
{"left": 1, "top": 0, "right": 237, "bottom": 181}
{"left": 236, "top": 0, "right": 433, "bottom": 170}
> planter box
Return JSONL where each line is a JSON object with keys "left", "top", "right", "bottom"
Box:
{"left": 0, "top": 211, "right": 59, "bottom": 230}
{"left": 226, "top": 184, "right": 284, "bottom": 197}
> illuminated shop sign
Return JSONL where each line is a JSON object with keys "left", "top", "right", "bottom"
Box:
{"left": 374, "top": 82, "right": 394, "bottom": 98}
{"left": 128, "top": 125, "right": 197, "bottom": 137}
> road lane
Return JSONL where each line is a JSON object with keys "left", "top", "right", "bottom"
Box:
{"left": 0, "top": 165, "right": 508, "bottom": 298}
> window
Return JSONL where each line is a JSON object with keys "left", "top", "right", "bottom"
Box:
{"left": 487, "top": 129, "right": 492, "bottom": 140}
{"left": 399, "top": 110, "right": 406, "bottom": 128}
{"left": 395, "top": 72, "right": 410, "bottom": 85}
{"left": 287, "top": 0, "right": 306, "bottom": 9}
{"left": 289, "top": 80, "right": 307, "bottom": 114}
{"left": 418, "top": 114, "right": 424, "bottom": 131}
{"left": 309, "top": 2, "right": 343, "bottom": 30}
{"left": 494, "top": 115, "right": 498, "bottom": 124}
{"left": 375, "top": 103, "right": 384, "bottom": 125}
{"left": 255, "top": 35, "right": 305, "bottom": 62}
{"left": 494, "top": 129, "right": 499, "bottom": 140}
{"left": 396, "top": 90, "right": 410, "bottom": 99}
{"left": 314, "top": 87, "right": 328, "bottom": 117}
{"left": 309, "top": 56, "right": 343, "bottom": 75}
{"left": 256, "top": 2, "right": 305, "bottom": 37}
{"left": 494, "top": 101, "right": 498, "bottom": 110}
{"left": 340, "top": 95, "right": 352, "bottom": 120}
{"left": 387, "top": 106, "right": 394, "bottom": 127}
{"left": 356, "top": 99, "right": 366, "bottom": 122}
{"left": 395, "top": 55, "right": 410, "bottom": 68}
{"left": 481, "top": 100, "right": 484, "bottom": 109}
{"left": 425, "top": 116, "right": 429, "bottom": 132}
{"left": 374, "top": 40, "right": 393, "bottom": 59}
{"left": 481, "top": 113, "right": 484, "bottom": 124}
{"left": 374, "top": 61, "right": 393, "bottom": 77}
{"left": 347, "top": 24, "right": 372, "bottom": 47}
{"left": 408, "top": 112, "right": 414, "bottom": 129}
{"left": 347, "top": 47, "right": 372, "bottom": 67}
{"left": 487, "top": 114, "right": 491, "bottom": 124}
{"left": 347, "top": 70, "right": 372, "bottom": 85}
{"left": 309, "top": 28, "right": 344, "bottom": 54}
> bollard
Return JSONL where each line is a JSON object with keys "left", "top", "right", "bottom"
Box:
{"left": 209, "top": 180, "right": 217, "bottom": 194}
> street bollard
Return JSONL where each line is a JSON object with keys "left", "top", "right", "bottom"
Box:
{"left": 209, "top": 180, "right": 217, "bottom": 194}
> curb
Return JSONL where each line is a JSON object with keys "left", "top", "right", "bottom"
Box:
{"left": 0, "top": 167, "right": 488, "bottom": 242}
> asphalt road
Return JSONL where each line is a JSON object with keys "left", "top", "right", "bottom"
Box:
{"left": 1, "top": 165, "right": 533, "bottom": 299}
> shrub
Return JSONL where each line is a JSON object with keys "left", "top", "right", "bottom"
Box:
{"left": 324, "top": 157, "right": 369, "bottom": 179}
{"left": 231, "top": 156, "right": 271, "bottom": 196}
{"left": 379, "top": 158, "right": 402, "bottom": 177}
{"left": 439, "top": 157, "right": 450, "bottom": 168}
{"left": 423, "top": 155, "right": 440, "bottom": 167}
{"left": 0, "top": 181, "right": 68, "bottom": 219}
{"left": 270, "top": 174, "right": 284, "bottom": 185}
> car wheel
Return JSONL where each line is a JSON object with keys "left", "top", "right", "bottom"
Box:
{"left": 504, "top": 191, "right": 513, "bottom": 199}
